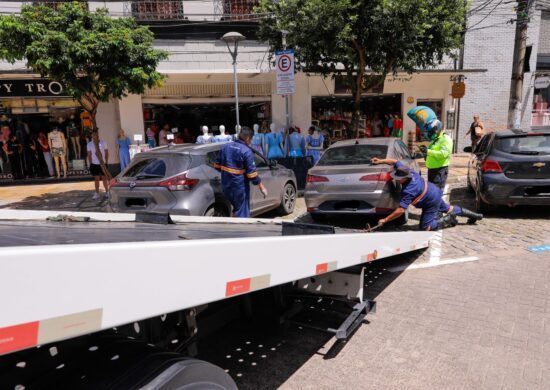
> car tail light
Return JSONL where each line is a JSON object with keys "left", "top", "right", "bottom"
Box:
{"left": 307, "top": 207, "right": 318, "bottom": 212}
{"left": 306, "top": 174, "right": 329, "bottom": 183}
{"left": 159, "top": 174, "right": 199, "bottom": 191}
{"left": 481, "top": 160, "right": 503, "bottom": 173}
{"left": 360, "top": 172, "right": 392, "bottom": 182}
{"left": 374, "top": 207, "right": 392, "bottom": 213}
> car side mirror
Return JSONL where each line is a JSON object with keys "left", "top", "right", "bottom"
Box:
{"left": 463, "top": 146, "right": 473, "bottom": 153}
{"left": 413, "top": 152, "right": 424, "bottom": 159}
{"left": 269, "top": 159, "right": 278, "bottom": 169}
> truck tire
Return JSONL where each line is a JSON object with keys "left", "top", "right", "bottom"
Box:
{"left": 143, "top": 359, "right": 237, "bottom": 390}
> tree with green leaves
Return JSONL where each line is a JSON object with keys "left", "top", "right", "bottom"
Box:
{"left": 257, "top": 0, "right": 466, "bottom": 135}
{"left": 0, "top": 2, "right": 167, "bottom": 178}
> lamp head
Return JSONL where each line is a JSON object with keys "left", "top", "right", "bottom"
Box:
{"left": 221, "top": 32, "right": 246, "bottom": 45}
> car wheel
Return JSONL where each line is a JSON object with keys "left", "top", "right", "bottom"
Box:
{"left": 277, "top": 182, "right": 296, "bottom": 215}
{"left": 475, "top": 190, "right": 489, "bottom": 213}
{"left": 204, "top": 204, "right": 229, "bottom": 217}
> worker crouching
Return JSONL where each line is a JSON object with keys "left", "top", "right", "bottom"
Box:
{"left": 371, "top": 158, "right": 482, "bottom": 230}
{"left": 215, "top": 127, "right": 268, "bottom": 218}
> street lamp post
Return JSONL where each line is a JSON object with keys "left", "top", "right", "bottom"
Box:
{"left": 221, "top": 32, "right": 246, "bottom": 131}
{"left": 281, "top": 30, "right": 290, "bottom": 131}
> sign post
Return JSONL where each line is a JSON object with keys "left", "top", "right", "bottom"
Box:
{"left": 276, "top": 48, "right": 295, "bottom": 132}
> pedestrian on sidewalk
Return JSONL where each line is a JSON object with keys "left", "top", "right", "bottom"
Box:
{"left": 423, "top": 119, "right": 452, "bottom": 190}
{"left": 116, "top": 129, "right": 131, "bottom": 171}
{"left": 464, "top": 115, "right": 484, "bottom": 149}
{"left": 371, "top": 157, "right": 483, "bottom": 230}
{"left": 87, "top": 131, "right": 110, "bottom": 200}
{"left": 214, "top": 126, "right": 268, "bottom": 218}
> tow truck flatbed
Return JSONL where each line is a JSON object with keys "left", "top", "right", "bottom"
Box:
{"left": 0, "top": 209, "right": 433, "bottom": 359}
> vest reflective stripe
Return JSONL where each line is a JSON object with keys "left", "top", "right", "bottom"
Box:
{"left": 220, "top": 165, "right": 245, "bottom": 175}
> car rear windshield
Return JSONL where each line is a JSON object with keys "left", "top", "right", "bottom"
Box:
{"left": 122, "top": 155, "right": 191, "bottom": 179}
{"left": 494, "top": 134, "right": 550, "bottom": 155}
{"left": 317, "top": 145, "right": 388, "bottom": 166}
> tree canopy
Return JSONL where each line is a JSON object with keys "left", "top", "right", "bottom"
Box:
{"left": 257, "top": 0, "right": 466, "bottom": 132}
{"left": 0, "top": 1, "right": 167, "bottom": 120}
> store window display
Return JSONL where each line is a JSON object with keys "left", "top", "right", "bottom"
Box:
{"left": 196, "top": 126, "right": 212, "bottom": 144}
{"left": 38, "top": 132, "right": 54, "bottom": 177}
{"left": 48, "top": 126, "right": 68, "bottom": 178}
{"left": 214, "top": 125, "right": 233, "bottom": 143}
{"left": 67, "top": 115, "right": 81, "bottom": 159}
{"left": 265, "top": 123, "right": 284, "bottom": 159}
{"left": 2, "top": 134, "right": 23, "bottom": 179}
{"left": 251, "top": 123, "right": 264, "bottom": 154}
{"left": 288, "top": 127, "right": 306, "bottom": 157}
{"left": 306, "top": 126, "right": 324, "bottom": 165}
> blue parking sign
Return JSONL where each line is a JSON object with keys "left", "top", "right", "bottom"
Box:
{"left": 528, "top": 245, "right": 550, "bottom": 253}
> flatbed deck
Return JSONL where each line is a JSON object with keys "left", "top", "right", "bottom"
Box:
{"left": 0, "top": 209, "right": 433, "bottom": 356}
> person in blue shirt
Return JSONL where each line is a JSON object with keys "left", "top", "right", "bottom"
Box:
{"left": 215, "top": 127, "right": 268, "bottom": 218}
{"left": 371, "top": 158, "right": 483, "bottom": 230}
{"left": 115, "top": 129, "right": 132, "bottom": 171}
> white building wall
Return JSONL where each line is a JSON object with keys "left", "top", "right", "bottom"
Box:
{"left": 118, "top": 94, "right": 144, "bottom": 143}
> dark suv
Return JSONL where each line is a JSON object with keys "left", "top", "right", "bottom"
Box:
{"left": 467, "top": 129, "right": 550, "bottom": 211}
{"left": 109, "top": 143, "right": 297, "bottom": 217}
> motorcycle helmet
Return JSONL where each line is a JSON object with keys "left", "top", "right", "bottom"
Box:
{"left": 424, "top": 119, "right": 442, "bottom": 141}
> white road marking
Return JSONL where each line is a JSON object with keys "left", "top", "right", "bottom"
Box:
{"left": 427, "top": 184, "right": 450, "bottom": 264}
{"left": 387, "top": 256, "right": 479, "bottom": 272}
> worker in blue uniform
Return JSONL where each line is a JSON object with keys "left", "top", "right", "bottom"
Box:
{"left": 215, "top": 127, "right": 268, "bottom": 218}
{"left": 371, "top": 157, "right": 483, "bottom": 230}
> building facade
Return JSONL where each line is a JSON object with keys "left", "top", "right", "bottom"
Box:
{"left": 0, "top": 0, "right": 484, "bottom": 180}
{"left": 458, "top": 0, "right": 550, "bottom": 151}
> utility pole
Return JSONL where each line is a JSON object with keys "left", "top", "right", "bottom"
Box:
{"left": 509, "top": 0, "right": 532, "bottom": 129}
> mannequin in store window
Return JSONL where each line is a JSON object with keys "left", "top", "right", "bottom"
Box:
{"left": 265, "top": 123, "right": 284, "bottom": 159}
{"left": 214, "top": 125, "right": 233, "bottom": 143}
{"left": 392, "top": 114, "right": 403, "bottom": 139}
{"left": 48, "top": 126, "right": 68, "bottom": 178}
{"left": 306, "top": 126, "right": 324, "bottom": 165}
{"left": 67, "top": 115, "right": 81, "bottom": 159}
{"left": 232, "top": 125, "right": 242, "bottom": 141}
{"left": 80, "top": 110, "right": 93, "bottom": 141}
{"left": 251, "top": 123, "right": 264, "bottom": 154}
{"left": 146, "top": 127, "right": 156, "bottom": 148}
{"left": 196, "top": 125, "right": 212, "bottom": 144}
{"left": 3, "top": 133, "right": 23, "bottom": 179}
{"left": 288, "top": 126, "right": 306, "bottom": 157}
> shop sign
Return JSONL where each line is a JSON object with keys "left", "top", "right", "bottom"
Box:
{"left": 0, "top": 79, "right": 69, "bottom": 98}
{"left": 451, "top": 81, "right": 466, "bottom": 99}
{"left": 275, "top": 49, "right": 295, "bottom": 95}
{"left": 534, "top": 76, "right": 550, "bottom": 89}
{"left": 334, "top": 75, "right": 384, "bottom": 95}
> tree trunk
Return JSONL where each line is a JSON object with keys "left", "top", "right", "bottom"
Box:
{"left": 351, "top": 40, "right": 367, "bottom": 138}
{"left": 78, "top": 93, "right": 111, "bottom": 180}
{"left": 89, "top": 110, "right": 112, "bottom": 180}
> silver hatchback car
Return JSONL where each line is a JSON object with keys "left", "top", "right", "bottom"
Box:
{"left": 305, "top": 138, "right": 420, "bottom": 222}
{"left": 109, "top": 143, "right": 297, "bottom": 217}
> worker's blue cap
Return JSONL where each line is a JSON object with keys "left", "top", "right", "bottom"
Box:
{"left": 390, "top": 165, "right": 412, "bottom": 180}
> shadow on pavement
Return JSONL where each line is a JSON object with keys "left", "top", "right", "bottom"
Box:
{"left": 197, "top": 249, "right": 426, "bottom": 390}
{"left": 0, "top": 190, "right": 111, "bottom": 212}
